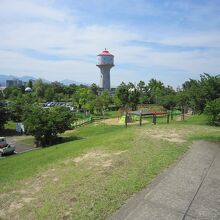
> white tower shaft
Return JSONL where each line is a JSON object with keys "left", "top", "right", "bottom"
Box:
{"left": 99, "top": 66, "right": 112, "bottom": 90}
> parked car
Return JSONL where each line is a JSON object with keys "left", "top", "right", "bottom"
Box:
{"left": 0, "top": 137, "right": 16, "bottom": 156}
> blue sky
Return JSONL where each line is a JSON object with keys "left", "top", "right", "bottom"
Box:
{"left": 0, "top": 0, "right": 220, "bottom": 87}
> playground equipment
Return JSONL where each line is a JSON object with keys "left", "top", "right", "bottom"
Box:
{"left": 118, "top": 106, "right": 182, "bottom": 127}
{"left": 122, "top": 106, "right": 168, "bottom": 127}
{"left": 127, "top": 109, "right": 167, "bottom": 126}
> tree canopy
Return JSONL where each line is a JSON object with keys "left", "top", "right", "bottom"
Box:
{"left": 23, "top": 106, "right": 73, "bottom": 147}
{"left": 2, "top": 72, "right": 219, "bottom": 141}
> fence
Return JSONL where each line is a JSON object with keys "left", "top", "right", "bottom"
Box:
{"left": 71, "top": 117, "right": 93, "bottom": 128}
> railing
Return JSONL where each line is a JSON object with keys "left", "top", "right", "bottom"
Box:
{"left": 71, "top": 117, "right": 93, "bottom": 128}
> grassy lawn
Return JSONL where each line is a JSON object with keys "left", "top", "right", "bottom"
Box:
{"left": 0, "top": 115, "right": 219, "bottom": 219}
{"left": 1, "top": 121, "right": 17, "bottom": 136}
{"left": 5, "top": 121, "right": 16, "bottom": 130}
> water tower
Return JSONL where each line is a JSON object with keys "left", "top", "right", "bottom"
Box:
{"left": 96, "top": 49, "right": 114, "bottom": 90}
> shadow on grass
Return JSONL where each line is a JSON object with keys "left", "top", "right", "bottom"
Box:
{"left": 38, "top": 136, "right": 84, "bottom": 148}
{"left": 0, "top": 129, "right": 18, "bottom": 136}
{"left": 62, "top": 136, "right": 84, "bottom": 143}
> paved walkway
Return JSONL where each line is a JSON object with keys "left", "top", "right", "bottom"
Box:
{"left": 109, "top": 141, "right": 220, "bottom": 220}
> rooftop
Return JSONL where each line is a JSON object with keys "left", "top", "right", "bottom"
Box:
{"left": 97, "top": 48, "right": 114, "bottom": 56}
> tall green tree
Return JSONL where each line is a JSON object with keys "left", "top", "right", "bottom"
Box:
{"left": 90, "top": 83, "right": 99, "bottom": 96}
{"left": 205, "top": 98, "right": 220, "bottom": 125}
{"left": 8, "top": 94, "right": 36, "bottom": 122}
{"left": 182, "top": 73, "right": 220, "bottom": 113}
{"left": 4, "top": 86, "right": 23, "bottom": 99}
{"left": 64, "top": 84, "right": 77, "bottom": 98}
{"left": 137, "top": 81, "right": 149, "bottom": 104}
{"left": 0, "top": 101, "right": 9, "bottom": 131}
{"left": 27, "top": 80, "right": 33, "bottom": 89}
{"left": 33, "top": 79, "right": 46, "bottom": 100}
{"left": 114, "top": 82, "right": 129, "bottom": 108}
{"left": 147, "top": 79, "right": 165, "bottom": 104}
{"left": 160, "top": 86, "right": 176, "bottom": 110}
{"left": 127, "top": 83, "right": 140, "bottom": 110}
{"left": 23, "top": 106, "right": 73, "bottom": 147}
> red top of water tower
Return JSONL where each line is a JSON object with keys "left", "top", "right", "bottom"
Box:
{"left": 98, "top": 48, "right": 113, "bottom": 56}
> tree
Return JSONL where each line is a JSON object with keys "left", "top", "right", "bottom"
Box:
{"left": 93, "top": 91, "right": 111, "bottom": 115}
{"left": 114, "top": 82, "right": 129, "bottom": 108}
{"left": 33, "top": 79, "right": 46, "bottom": 100}
{"left": 128, "top": 83, "right": 140, "bottom": 110}
{"left": 44, "top": 86, "right": 55, "bottom": 101}
{"left": 176, "top": 90, "right": 190, "bottom": 119}
{"left": 161, "top": 94, "right": 176, "bottom": 110}
{"left": 73, "top": 87, "right": 95, "bottom": 113}
{"left": 160, "top": 86, "right": 176, "bottom": 110}
{"left": 90, "top": 83, "right": 99, "bottom": 96}
{"left": 205, "top": 98, "right": 220, "bottom": 125}
{"left": 94, "top": 96, "right": 104, "bottom": 114}
{"left": 147, "top": 79, "right": 165, "bottom": 104}
{"left": 9, "top": 98, "right": 24, "bottom": 122}
{"left": 64, "top": 84, "right": 77, "bottom": 98}
{"left": 27, "top": 80, "right": 33, "bottom": 89}
{"left": 4, "top": 86, "right": 23, "bottom": 99}
{"left": 8, "top": 94, "right": 36, "bottom": 122}
{"left": 137, "top": 81, "right": 149, "bottom": 104}
{"left": 0, "top": 101, "right": 9, "bottom": 131}
{"left": 23, "top": 106, "right": 73, "bottom": 147}
{"left": 182, "top": 74, "right": 220, "bottom": 113}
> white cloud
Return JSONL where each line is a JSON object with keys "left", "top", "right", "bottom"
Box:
{"left": 0, "top": 0, "right": 71, "bottom": 22}
{"left": 159, "top": 32, "right": 220, "bottom": 48}
{"left": 0, "top": 0, "right": 219, "bottom": 87}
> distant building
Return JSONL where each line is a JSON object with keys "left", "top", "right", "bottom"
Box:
{"left": 6, "top": 80, "right": 15, "bottom": 87}
{"left": 6, "top": 79, "right": 23, "bottom": 87}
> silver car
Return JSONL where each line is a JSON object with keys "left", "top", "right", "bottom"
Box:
{"left": 0, "top": 137, "right": 16, "bottom": 156}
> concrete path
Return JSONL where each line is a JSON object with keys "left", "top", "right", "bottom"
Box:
{"left": 109, "top": 141, "right": 220, "bottom": 220}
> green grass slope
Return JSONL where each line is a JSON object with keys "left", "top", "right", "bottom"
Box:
{"left": 0, "top": 115, "right": 219, "bottom": 219}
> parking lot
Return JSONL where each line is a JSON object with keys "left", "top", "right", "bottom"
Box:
{"left": 5, "top": 135, "right": 35, "bottom": 154}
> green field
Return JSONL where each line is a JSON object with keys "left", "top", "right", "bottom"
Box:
{"left": 0, "top": 115, "right": 219, "bottom": 219}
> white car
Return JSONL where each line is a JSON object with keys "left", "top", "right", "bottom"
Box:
{"left": 0, "top": 137, "right": 16, "bottom": 156}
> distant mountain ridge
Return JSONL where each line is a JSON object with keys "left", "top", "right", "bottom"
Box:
{"left": 0, "top": 74, "right": 84, "bottom": 86}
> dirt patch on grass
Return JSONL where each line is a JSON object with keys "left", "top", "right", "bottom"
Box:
{"left": 73, "top": 150, "right": 128, "bottom": 168}
{"left": 146, "top": 128, "right": 187, "bottom": 143}
{"left": 97, "top": 118, "right": 120, "bottom": 125}
{"left": 73, "top": 151, "right": 111, "bottom": 163}
{"left": 0, "top": 168, "right": 58, "bottom": 218}
{"left": 0, "top": 183, "right": 48, "bottom": 217}
{"left": 94, "top": 118, "right": 150, "bottom": 126}
{"left": 0, "top": 149, "right": 128, "bottom": 219}
{"left": 113, "top": 150, "right": 128, "bottom": 155}
{"left": 8, "top": 202, "right": 24, "bottom": 213}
